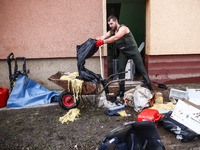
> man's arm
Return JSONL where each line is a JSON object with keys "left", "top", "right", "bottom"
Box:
{"left": 96, "top": 31, "right": 112, "bottom": 40}
{"left": 104, "top": 26, "right": 127, "bottom": 44}
{"left": 95, "top": 26, "right": 128, "bottom": 47}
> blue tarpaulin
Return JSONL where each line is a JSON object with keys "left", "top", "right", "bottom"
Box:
{"left": 7, "top": 74, "right": 59, "bottom": 107}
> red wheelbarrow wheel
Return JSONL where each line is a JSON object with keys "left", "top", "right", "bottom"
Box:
{"left": 59, "top": 91, "right": 80, "bottom": 110}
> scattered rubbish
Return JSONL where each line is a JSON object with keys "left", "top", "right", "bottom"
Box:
{"left": 137, "top": 109, "right": 162, "bottom": 122}
{"left": 108, "top": 105, "right": 125, "bottom": 111}
{"left": 161, "top": 111, "right": 198, "bottom": 142}
{"left": 76, "top": 38, "right": 102, "bottom": 83}
{"left": 98, "top": 97, "right": 119, "bottom": 109}
{"left": 106, "top": 110, "right": 120, "bottom": 116}
{"left": 169, "top": 88, "right": 188, "bottom": 102}
{"left": 7, "top": 52, "right": 29, "bottom": 92}
{"left": 154, "top": 92, "right": 163, "bottom": 104}
{"left": 124, "top": 85, "right": 153, "bottom": 112}
{"left": 59, "top": 108, "right": 80, "bottom": 124}
{"left": 98, "top": 121, "right": 165, "bottom": 150}
{"left": 117, "top": 110, "right": 128, "bottom": 117}
{"left": 169, "top": 97, "right": 177, "bottom": 105}
{"left": 123, "top": 88, "right": 136, "bottom": 107}
{"left": 170, "top": 99, "right": 200, "bottom": 134}
{"left": 169, "top": 87, "right": 200, "bottom": 105}
{"left": 60, "top": 72, "right": 84, "bottom": 102}
{"left": 49, "top": 71, "right": 98, "bottom": 109}
{"left": 106, "top": 105, "right": 127, "bottom": 117}
{"left": 0, "top": 87, "right": 9, "bottom": 107}
{"left": 60, "top": 72, "right": 78, "bottom": 80}
{"left": 127, "top": 114, "right": 131, "bottom": 117}
{"left": 6, "top": 52, "right": 59, "bottom": 108}
{"left": 107, "top": 92, "right": 115, "bottom": 97}
{"left": 98, "top": 137, "right": 118, "bottom": 150}
{"left": 49, "top": 71, "right": 129, "bottom": 110}
{"left": 152, "top": 81, "right": 168, "bottom": 90}
{"left": 7, "top": 74, "right": 59, "bottom": 107}
{"left": 149, "top": 102, "right": 176, "bottom": 114}
{"left": 133, "top": 86, "right": 152, "bottom": 112}
{"left": 187, "top": 89, "right": 200, "bottom": 105}
{"left": 49, "top": 39, "right": 130, "bottom": 110}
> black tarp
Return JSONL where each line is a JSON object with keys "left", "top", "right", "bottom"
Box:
{"left": 160, "top": 111, "right": 198, "bottom": 142}
{"left": 76, "top": 38, "right": 102, "bottom": 83}
{"left": 98, "top": 121, "right": 165, "bottom": 150}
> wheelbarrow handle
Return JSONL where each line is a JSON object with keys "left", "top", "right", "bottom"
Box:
{"left": 96, "top": 78, "right": 131, "bottom": 95}
{"left": 106, "top": 71, "right": 128, "bottom": 81}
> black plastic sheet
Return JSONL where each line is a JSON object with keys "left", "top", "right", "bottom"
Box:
{"left": 160, "top": 111, "right": 198, "bottom": 142}
{"left": 76, "top": 38, "right": 102, "bottom": 83}
{"left": 99, "top": 121, "right": 165, "bottom": 150}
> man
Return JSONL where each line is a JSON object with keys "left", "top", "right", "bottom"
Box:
{"left": 96, "top": 15, "right": 153, "bottom": 97}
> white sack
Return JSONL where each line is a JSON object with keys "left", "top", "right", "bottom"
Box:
{"left": 124, "top": 85, "right": 153, "bottom": 112}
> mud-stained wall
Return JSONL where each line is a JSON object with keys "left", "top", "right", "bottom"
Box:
{"left": 146, "top": 0, "right": 200, "bottom": 55}
{"left": 0, "top": 57, "right": 102, "bottom": 91}
{"left": 0, "top": 0, "right": 104, "bottom": 59}
{"left": 0, "top": 0, "right": 106, "bottom": 90}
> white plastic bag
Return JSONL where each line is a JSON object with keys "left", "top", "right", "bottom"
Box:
{"left": 124, "top": 85, "right": 153, "bottom": 112}
{"left": 133, "top": 87, "right": 153, "bottom": 112}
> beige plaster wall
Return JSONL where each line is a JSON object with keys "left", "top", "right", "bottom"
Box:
{"left": 0, "top": 0, "right": 104, "bottom": 59}
{"left": 0, "top": 57, "right": 101, "bottom": 91}
{"left": 0, "top": 0, "right": 106, "bottom": 90}
{"left": 146, "top": 0, "right": 200, "bottom": 55}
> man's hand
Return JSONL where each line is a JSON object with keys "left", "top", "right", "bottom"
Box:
{"left": 95, "top": 40, "right": 105, "bottom": 47}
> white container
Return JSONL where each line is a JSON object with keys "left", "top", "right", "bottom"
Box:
{"left": 187, "top": 89, "right": 200, "bottom": 105}
{"left": 169, "top": 88, "right": 188, "bottom": 100}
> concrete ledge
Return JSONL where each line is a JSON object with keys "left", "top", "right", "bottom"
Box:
{"left": 0, "top": 102, "right": 59, "bottom": 111}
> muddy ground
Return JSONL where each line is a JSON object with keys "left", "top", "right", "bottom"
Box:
{"left": 0, "top": 83, "right": 200, "bottom": 150}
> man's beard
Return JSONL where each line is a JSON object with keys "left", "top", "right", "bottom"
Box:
{"left": 113, "top": 23, "right": 117, "bottom": 31}
{"left": 110, "top": 22, "right": 117, "bottom": 31}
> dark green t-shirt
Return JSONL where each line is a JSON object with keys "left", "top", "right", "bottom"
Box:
{"left": 110, "top": 25, "right": 138, "bottom": 53}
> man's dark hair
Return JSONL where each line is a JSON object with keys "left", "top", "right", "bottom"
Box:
{"left": 108, "top": 15, "right": 118, "bottom": 22}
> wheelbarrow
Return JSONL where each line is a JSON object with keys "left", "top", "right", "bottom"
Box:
{"left": 48, "top": 71, "right": 129, "bottom": 110}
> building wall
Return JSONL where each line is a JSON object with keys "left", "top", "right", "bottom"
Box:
{"left": 0, "top": 0, "right": 105, "bottom": 90}
{"left": 0, "top": 0, "right": 105, "bottom": 59}
{"left": 0, "top": 57, "right": 101, "bottom": 91}
{"left": 146, "top": 0, "right": 200, "bottom": 84}
{"left": 146, "top": 0, "right": 200, "bottom": 55}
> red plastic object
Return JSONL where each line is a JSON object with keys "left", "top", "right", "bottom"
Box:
{"left": 62, "top": 95, "right": 75, "bottom": 107}
{"left": 0, "top": 87, "right": 9, "bottom": 107}
{"left": 137, "top": 109, "right": 162, "bottom": 122}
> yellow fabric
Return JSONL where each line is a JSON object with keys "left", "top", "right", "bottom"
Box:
{"left": 60, "top": 72, "right": 79, "bottom": 80}
{"left": 117, "top": 110, "right": 127, "bottom": 117}
{"left": 59, "top": 108, "right": 81, "bottom": 124}
{"left": 149, "top": 102, "right": 175, "bottom": 111}
{"left": 60, "top": 72, "right": 83, "bottom": 101}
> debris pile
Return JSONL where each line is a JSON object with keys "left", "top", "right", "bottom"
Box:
{"left": 59, "top": 108, "right": 81, "bottom": 124}
{"left": 60, "top": 72, "right": 83, "bottom": 101}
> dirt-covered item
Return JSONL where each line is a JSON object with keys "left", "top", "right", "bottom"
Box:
{"left": 48, "top": 71, "right": 98, "bottom": 110}
{"left": 137, "top": 109, "right": 162, "bottom": 122}
{"left": 160, "top": 111, "right": 199, "bottom": 142}
{"left": 98, "top": 121, "right": 165, "bottom": 150}
{"left": 1, "top": 83, "right": 200, "bottom": 149}
{"left": 7, "top": 74, "right": 59, "bottom": 108}
{"left": 76, "top": 38, "right": 102, "bottom": 83}
{"left": 7, "top": 52, "right": 29, "bottom": 91}
{"left": 59, "top": 108, "right": 80, "bottom": 124}
{"left": 97, "top": 96, "right": 119, "bottom": 109}
{"left": 123, "top": 86, "right": 153, "bottom": 112}
{"left": 59, "top": 91, "right": 80, "bottom": 110}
